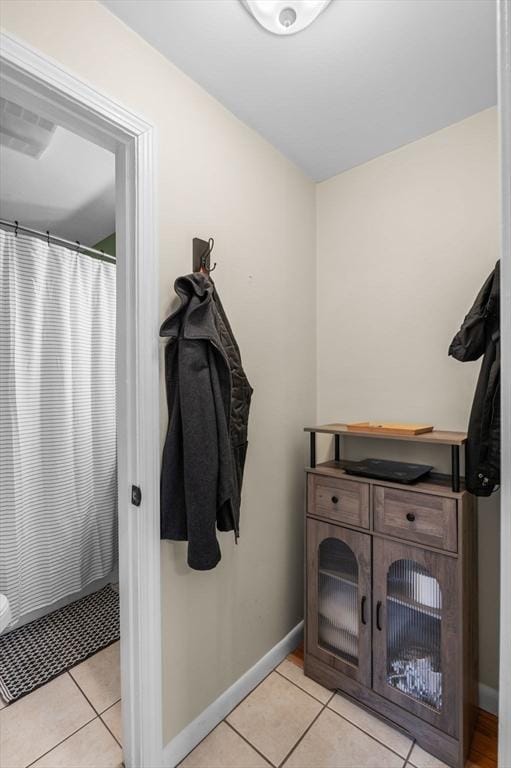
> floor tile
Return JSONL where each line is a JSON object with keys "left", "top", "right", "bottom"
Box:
{"left": 329, "top": 693, "right": 412, "bottom": 757}
{"left": 0, "top": 673, "right": 95, "bottom": 768}
{"left": 227, "top": 672, "right": 322, "bottom": 767}
{"left": 102, "top": 700, "right": 122, "bottom": 745}
{"left": 179, "top": 722, "right": 271, "bottom": 768}
{"left": 31, "top": 718, "right": 123, "bottom": 768}
{"left": 70, "top": 641, "right": 120, "bottom": 713}
{"left": 408, "top": 744, "right": 449, "bottom": 768}
{"left": 277, "top": 659, "right": 333, "bottom": 704}
{"left": 283, "top": 708, "right": 404, "bottom": 768}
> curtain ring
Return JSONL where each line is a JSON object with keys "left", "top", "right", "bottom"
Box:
{"left": 46, "top": 230, "right": 50, "bottom": 246}
{"left": 76, "top": 241, "right": 81, "bottom": 253}
{"left": 14, "top": 221, "right": 19, "bottom": 237}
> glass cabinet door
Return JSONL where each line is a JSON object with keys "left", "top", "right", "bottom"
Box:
{"left": 306, "top": 519, "right": 371, "bottom": 687}
{"left": 372, "top": 538, "right": 458, "bottom": 737}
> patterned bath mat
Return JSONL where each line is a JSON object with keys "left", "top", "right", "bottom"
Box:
{"left": 0, "top": 584, "right": 119, "bottom": 702}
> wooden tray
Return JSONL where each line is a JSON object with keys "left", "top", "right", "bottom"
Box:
{"left": 346, "top": 422, "right": 434, "bottom": 436}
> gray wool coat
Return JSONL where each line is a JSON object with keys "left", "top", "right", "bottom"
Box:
{"left": 160, "top": 273, "right": 252, "bottom": 570}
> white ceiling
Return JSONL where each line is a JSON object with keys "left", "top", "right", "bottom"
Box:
{"left": 0, "top": 125, "right": 115, "bottom": 245}
{"left": 102, "top": 0, "right": 497, "bottom": 181}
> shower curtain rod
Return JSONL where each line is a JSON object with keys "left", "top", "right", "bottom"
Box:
{"left": 0, "top": 218, "right": 116, "bottom": 264}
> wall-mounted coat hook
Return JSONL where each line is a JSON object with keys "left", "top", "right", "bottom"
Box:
{"left": 193, "top": 237, "right": 216, "bottom": 274}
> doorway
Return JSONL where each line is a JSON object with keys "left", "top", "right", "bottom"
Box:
{"left": 0, "top": 32, "right": 161, "bottom": 768}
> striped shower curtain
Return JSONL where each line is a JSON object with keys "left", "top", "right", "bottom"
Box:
{"left": 0, "top": 229, "right": 117, "bottom": 627}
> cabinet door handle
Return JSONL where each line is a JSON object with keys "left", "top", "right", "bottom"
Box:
{"left": 361, "top": 595, "right": 367, "bottom": 625}
{"left": 376, "top": 600, "right": 383, "bottom": 631}
{"left": 406, "top": 512, "right": 416, "bottom": 522}
{"left": 331, "top": 495, "right": 339, "bottom": 504}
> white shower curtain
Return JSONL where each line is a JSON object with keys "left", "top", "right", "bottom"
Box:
{"left": 0, "top": 229, "right": 117, "bottom": 626}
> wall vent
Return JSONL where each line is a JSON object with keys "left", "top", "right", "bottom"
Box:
{"left": 0, "top": 98, "right": 55, "bottom": 158}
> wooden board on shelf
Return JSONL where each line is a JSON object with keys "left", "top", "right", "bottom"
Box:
{"left": 346, "top": 421, "right": 434, "bottom": 436}
{"left": 304, "top": 424, "right": 467, "bottom": 445}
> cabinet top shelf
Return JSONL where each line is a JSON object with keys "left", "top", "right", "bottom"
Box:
{"left": 304, "top": 424, "right": 467, "bottom": 446}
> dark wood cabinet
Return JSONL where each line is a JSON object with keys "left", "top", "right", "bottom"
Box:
{"left": 304, "top": 462, "right": 477, "bottom": 768}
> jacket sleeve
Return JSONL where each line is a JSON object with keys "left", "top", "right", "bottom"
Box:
{"left": 448, "top": 269, "right": 494, "bottom": 362}
{"left": 178, "top": 338, "right": 221, "bottom": 570}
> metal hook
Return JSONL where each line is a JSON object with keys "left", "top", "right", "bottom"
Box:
{"left": 201, "top": 237, "right": 217, "bottom": 273}
{"left": 14, "top": 221, "right": 19, "bottom": 237}
{"left": 76, "top": 241, "right": 81, "bottom": 253}
{"left": 46, "top": 230, "right": 50, "bottom": 246}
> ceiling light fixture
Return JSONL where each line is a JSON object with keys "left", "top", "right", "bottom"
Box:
{"left": 241, "top": 0, "right": 332, "bottom": 36}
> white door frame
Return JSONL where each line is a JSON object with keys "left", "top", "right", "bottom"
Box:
{"left": 498, "top": 1, "right": 511, "bottom": 765}
{"left": 0, "top": 32, "right": 162, "bottom": 768}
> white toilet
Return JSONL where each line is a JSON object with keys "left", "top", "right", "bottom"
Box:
{"left": 0, "top": 594, "right": 12, "bottom": 634}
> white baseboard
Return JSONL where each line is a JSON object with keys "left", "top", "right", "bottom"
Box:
{"left": 162, "top": 621, "right": 304, "bottom": 767}
{"left": 478, "top": 683, "right": 499, "bottom": 716}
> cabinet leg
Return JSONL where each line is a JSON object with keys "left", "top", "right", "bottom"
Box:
{"left": 451, "top": 445, "right": 460, "bottom": 492}
{"left": 310, "top": 432, "right": 316, "bottom": 468}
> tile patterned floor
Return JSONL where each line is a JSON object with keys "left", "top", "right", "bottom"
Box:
{"left": 0, "top": 641, "right": 122, "bottom": 768}
{"left": 179, "top": 651, "right": 449, "bottom": 768}
{"left": 0, "top": 642, "right": 497, "bottom": 768}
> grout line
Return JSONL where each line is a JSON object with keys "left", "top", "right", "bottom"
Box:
{"left": 99, "top": 696, "right": 122, "bottom": 715}
{"left": 274, "top": 668, "right": 335, "bottom": 706}
{"left": 178, "top": 666, "right": 279, "bottom": 766}
{"left": 224, "top": 720, "right": 275, "bottom": 766}
{"left": 25, "top": 714, "right": 98, "bottom": 768}
{"left": 275, "top": 664, "right": 413, "bottom": 764}
{"left": 324, "top": 697, "right": 414, "bottom": 761}
{"left": 66, "top": 670, "right": 102, "bottom": 716}
{"left": 102, "top": 697, "right": 122, "bottom": 710}
{"left": 279, "top": 700, "right": 413, "bottom": 768}
{"left": 178, "top": 650, "right": 416, "bottom": 768}
{"left": 179, "top": 660, "right": 297, "bottom": 765}
{"left": 276, "top": 697, "right": 329, "bottom": 767}
{"left": 25, "top": 671, "right": 115, "bottom": 766}
{"left": 231, "top": 653, "right": 414, "bottom": 766}
{"left": 100, "top": 699, "right": 123, "bottom": 749}
{"left": 230, "top": 661, "right": 413, "bottom": 767}
{"left": 100, "top": 716, "right": 123, "bottom": 750}
{"left": 224, "top": 666, "right": 283, "bottom": 720}
{"left": 402, "top": 738, "right": 416, "bottom": 767}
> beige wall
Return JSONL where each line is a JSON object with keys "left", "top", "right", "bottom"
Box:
{"left": 1, "top": 0, "right": 500, "bottom": 738}
{"left": 316, "top": 107, "right": 500, "bottom": 694}
{"left": 0, "top": 0, "right": 316, "bottom": 741}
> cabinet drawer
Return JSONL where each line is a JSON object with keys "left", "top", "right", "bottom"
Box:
{"left": 309, "top": 475, "right": 369, "bottom": 529}
{"left": 374, "top": 486, "right": 457, "bottom": 552}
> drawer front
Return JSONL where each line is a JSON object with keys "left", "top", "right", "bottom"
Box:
{"left": 310, "top": 475, "right": 369, "bottom": 529}
{"left": 374, "top": 486, "right": 457, "bottom": 551}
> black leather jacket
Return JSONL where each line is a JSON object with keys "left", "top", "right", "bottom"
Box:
{"left": 449, "top": 262, "right": 500, "bottom": 496}
{"left": 160, "top": 273, "right": 252, "bottom": 569}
